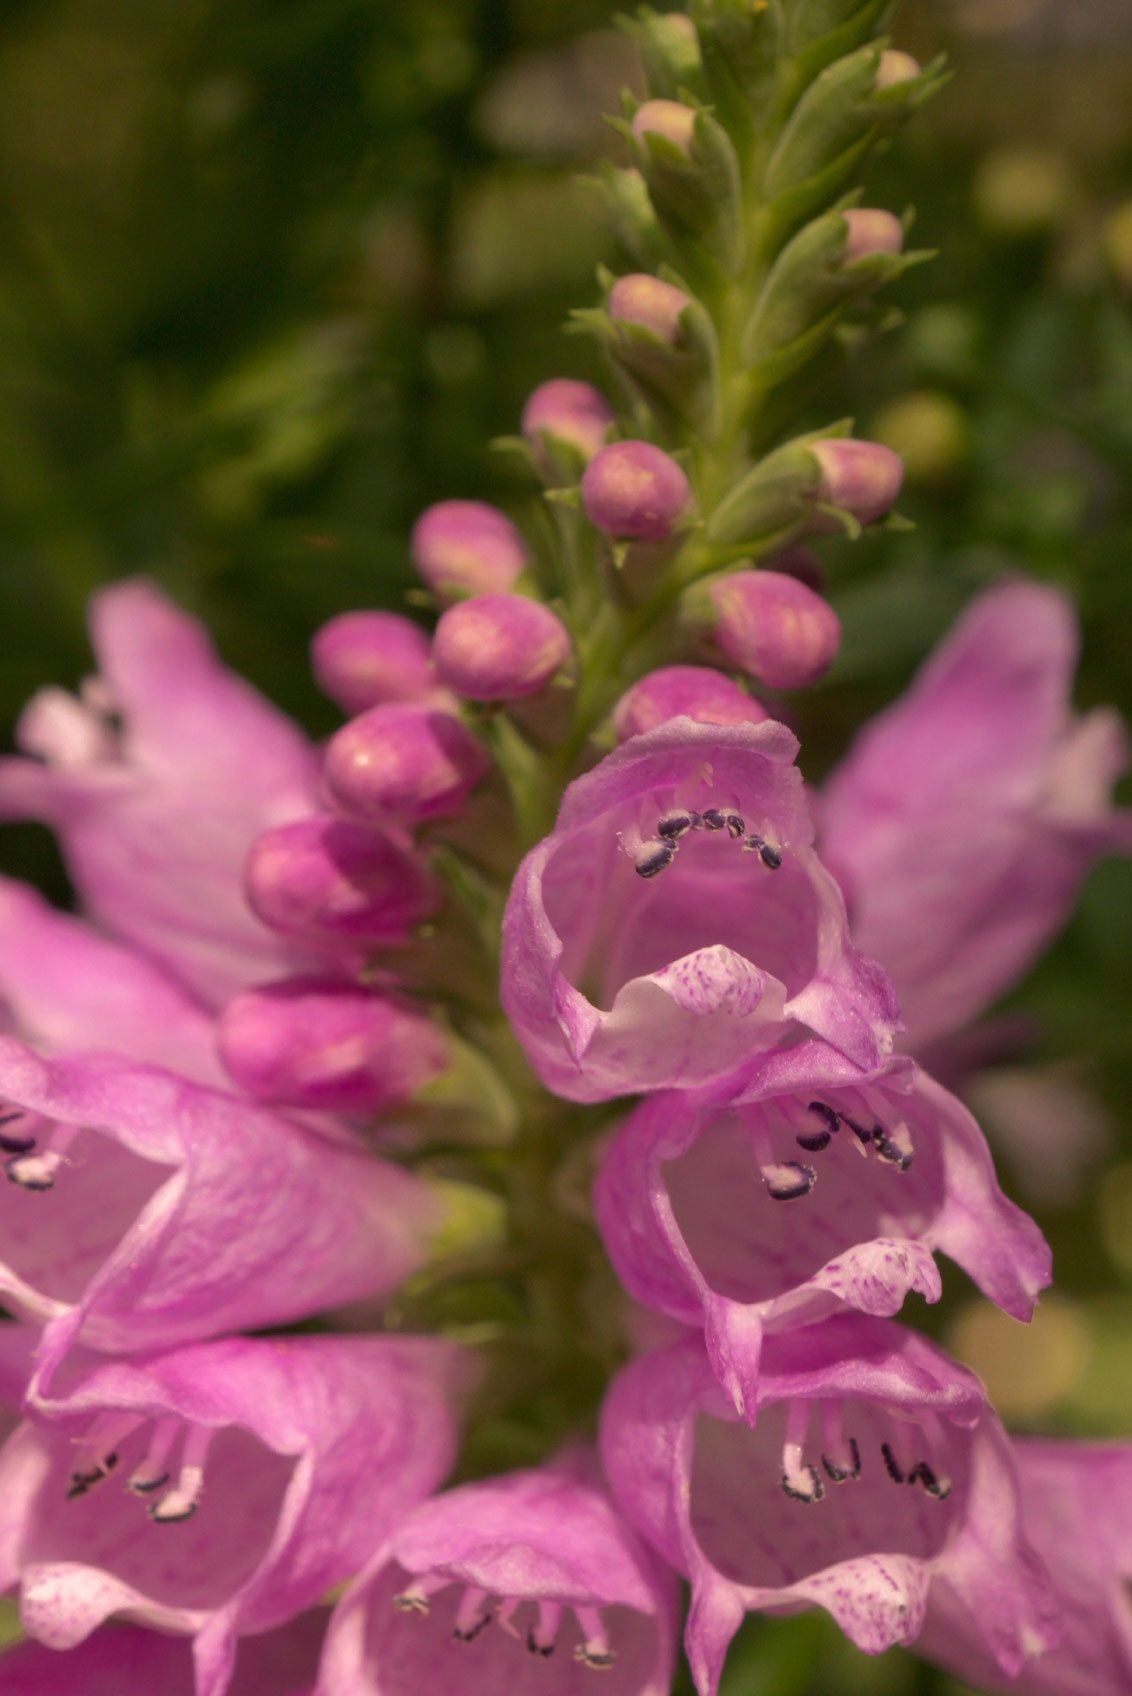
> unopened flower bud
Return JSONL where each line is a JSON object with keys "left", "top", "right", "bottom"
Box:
{"left": 581, "top": 441, "right": 692, "bottom": 542}
{"left": 411, "top": 500, "right": 527, "bottom": 601}
{"left": 613, "top": 665, "right": 767, "bottom": 740}
{"left": 325, "top": 703, "right": 490, "bottom": 824}
{"left": 311, "top": 611, "right": 434, "bottom": 714}
{"left": 841, "top": 208, "right": 905, "bottom": 264}
{"left": 218, "top": 977, "right": 449, "bottom": 1113}
{"left": 632, "top": 98, "right": 697, "bottom": 157}
{"left": 433, "top": 594, "right": 572, "bottom": 703}
{"left": 608, "top": 273, "right": 692, "bottom": 345}
{"left": 521, "top": 379, "right": 615, "bottom": 471}
{"left": 875, "top": 49, "right": 920, "bottom": 90}
{"left": 709, "top": 570, "right": 841, "bottom": 690}
{"left": 244, "top": 814, "right": 439, "bottom": 945}
{"left": 810, "top": 438, "right": 904, "bottom": 526}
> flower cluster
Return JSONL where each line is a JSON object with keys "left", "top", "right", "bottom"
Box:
{"left": 0, "top": 4, "right": 1129, "bottom": 1694}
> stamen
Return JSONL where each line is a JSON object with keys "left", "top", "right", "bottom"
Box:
{"left": 5, "top": 1122, "right": 80, "bottom": 1192}
{"left": 906, "top": 1412, "right": 952, "bottom": 1499}
{"left": 723, "top": 811, "right": 745, "bottom": 839}
{"left": 127, "top": 1417, "right": 181, "bottom": 1495}
{"left": 763, "top": 1159, "right": 816, "bottom": 1201}
{"left": 394, "top": 1571, "right": 451, "bottom": 1615}
{"left": 574, "top": 1607, "right": 616, "bottom": 1671}
{"left": 906, "top": 1460, "right": 950, "bottom": 1500}
{"left": 781, "top": 1401, "right": 824, "bottom": 1503}
{"left": 798, "top": 1101, "right": 839, "bottom": 1153}
{"left": 820, "top": 1402, "right": 861, "bottom": 1483}
{"left": 66, "top": 1413, "right": 144, "bottom": 1500}
{"left": 699, "top": 808, "right": 727, "bottom": 831}
{"left": 880, "top": 1441, "right": 905, "bottom": 1485}
{"left": 453, "top": 1586, "right": 493, "bottom": 1642}
{"left": 635, "top": 838, "right": 676, "bottom": 879}
{"left": 0, "top": 1109, "right": 36, "bottom": 1155}
{"left": 150, "top": 1424, "right": 214, "bottom": 1524}
{"left": 657, "top": 810, "right": 699, "bottom": 840}
{"left": 873, "top": 1117, "right": 915, "bottom": 1171}
{"left": 527, "top": 1600, "right": 562, "bottom": 1657}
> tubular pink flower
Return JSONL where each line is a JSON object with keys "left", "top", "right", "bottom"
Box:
{"left": 411, "top": 501, "right": 528, "bottom": 601}
{"left": 324, "top": 703, "right": 490, "bottom": 825}
{"left": 0, "top": 1334, "right": 462, "bottom": 1696}
{"left": 920, "top": 1439, "right": 1132, "bottom": 1696}
{"left": 320, "top": 1452, "right": 677, "bottom": 1696}
{"left": 433, "top": 595, "right": 572, "bottom": 703}
{"left": 500, "top": 718, "right": 900, "bottom": 1102}
{"left": 0, "top": 1040, "right": 441, "bottom": 1374}
{"left": 709, "top": 570, "right": 841, "bottom": 690}
{"left": 612, "top": 667, "right": 768, "bottom": 741}
{"left": 0, "top": 1613, "right": 329, "bottom": 1696}
{"left": 311, "top": 612, "right": 437, "bottom": 715}
{"left": 521, "top": 379, "right": 615, "bottom": 470}
{"left": 0, "top": 581, "right": 319, "bottom": 1007}
{"left": 217, "top": 978, "right": 449, "bottom": 1114}
{"left": 244, "top": 816, "right": 439, "bottom": 949}
{"left": 822, "top": 582, "right": 1132, "bottom": 1049}
{"left": 609, "top": 274, "right": 692, "bottom": 344}
{"left": 601, "top": 1319, "right": 1060, "bottom": 1696}
{"left": 581, "top": 442, "right": 692, "bottom": 542}
{"left": 594, "top": 1045, "right": 1050, "bottom": 1419}
{"left": 0, "top": 876, "right": 224, "bottom": 1087}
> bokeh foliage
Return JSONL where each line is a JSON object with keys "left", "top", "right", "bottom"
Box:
{"left": 1, "top": 2, "right": 1131, "bottom": 1692}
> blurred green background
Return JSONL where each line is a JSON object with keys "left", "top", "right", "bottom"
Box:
{"left": 0, "top": 0, "right": 1130, "bottom": 1689}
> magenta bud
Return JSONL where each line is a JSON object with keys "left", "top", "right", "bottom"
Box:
{"left": 521, "top": 379, "right": 615, "bottom": 470}
{"left": 875, "top": 49, "right": 920, "bottom": 89}
{"left": 841, "top": 208, "right": 905, "bottom": 264}
{"left": 608, "top": 273, "right": 692, "bottom": 345}
{"left": 411, "top": 500, "right": 528, "bottom": 601}
{"left": 433, "top": 594, "right": 572, "bottom": 703}
{"left": 709, "top": 570, "right": 841, "bottom": 690}
{"left": 218, "top": 977, "right": 449, "bottom": 1113}
{"left": 810, "top": 438, "right": 904, "bottom": 526}
{"left": 311, "top": 611, "right": 435, "bottom": 714}
{"left": 324, "top": 703, "right": 490, "bottom": 824}
{"left": 581, "top": 440, "right": 692, "bottom": 542}
{"left": 244, "top": 814, "right": 439, "bottom": 945}
{"left": 613, "top": 664, "right": 768, "bottom": 741}
{"left": 632, "top": 98, "right": 697, "bottom": 156}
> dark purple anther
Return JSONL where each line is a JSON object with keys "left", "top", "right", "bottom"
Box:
{"left": 635, "top": 838, "right": 676, "bottom": 879}
{"left": 700, "top": 808, "right": 726, "bottom": 831}
{"left": 658, "top": 810, "right": 699, "bottom": 841}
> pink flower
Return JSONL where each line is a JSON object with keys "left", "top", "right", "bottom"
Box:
{"left": 594, "top": 1044, "right": 1050, "bottom": 1418}
{"left": 0, "top": 1334, "right": 463, "bottom": 1696}
{"left": 601, "top": 1317, "right": 1060, "bottom": 1696}
{"left": 822, "top": 581, "right": 1132, "bottom": 1049}
{"left": 0, "top": 1612, "right": 329, "bottom": 1696}
{"left": 0, "top": 1039, "right": 441, "bottom": 1378}
{"left": 0, "top": 581, "right": 319, "bottom": 1007}
{"left": 919, "top": 1439, "right": 1132, "bottom": 1696}
{"left": 501, "top": 719, "right": 899, "bottom": 1102}
{"left": 320, "top": 1451, "right": 677, "bottom": 1696}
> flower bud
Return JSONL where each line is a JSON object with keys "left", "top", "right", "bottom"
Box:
{"left": 875, "top": 49, "right": 920, "bottom": 90}
{"left": 218, "top": 977, "right": 449, "bottom": 1113}
{"left": 709, "top": 570, "right": 841, "bottom": 690}
{"left": 608, "top": 273, "right": 692, "bottom": 345}
{"left": 244, "top": 814, "right": 439, "bottom": 945}
{"left": 520, "top": 378, "right": 614, "bottom": 471}
{"left": 810, "top": 438, "right": 904, "bottom": 526}
{"left": 311, "top": 611, "right": 434, "bottom": 714}
{"left": 632, "top": 98, "right": 697, "bottom": 157}
{"left": 411, "top": 500, "right": 527, "bottom": 601}
{"left": 433, "top": 594, "right": 571, "bottom": 703}
{"left": 613, "top": 665, "right": 767, "bottom": 741}
{"left": 841, "top": 207, "right": 905, "bottom": 264}
{"left": 325, "top": 703, "right": 490, "bottom": 824}
{"left": 581, "top": 441, "right": 692, "bottom": 542}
